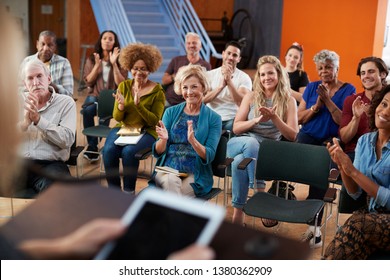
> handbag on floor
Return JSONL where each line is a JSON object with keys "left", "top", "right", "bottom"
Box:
{"left": 268, "top": 180, "right": 296, "bottom": 200}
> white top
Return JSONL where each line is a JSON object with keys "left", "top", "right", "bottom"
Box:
{"left": 102, "top": 61, "right": 111, "bottom": 87}
{"left": 206, "top": 67, "right": 252, "bottom": 121}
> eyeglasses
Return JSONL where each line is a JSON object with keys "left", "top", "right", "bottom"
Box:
{"left": 132, "top": 67, "right": 149, "bottom": 73}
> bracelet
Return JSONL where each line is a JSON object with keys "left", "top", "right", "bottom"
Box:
{"left": 310, "top": 105, "right": 319, "bottom": 113}
{"left": 331, "top": 107, "right": 338, "bottom": 114}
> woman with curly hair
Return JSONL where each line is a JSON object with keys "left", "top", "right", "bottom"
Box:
{"left": 227, "top": 55, "right": 298, "bottom": 226}
{"left": 325, "top": 85, "right": 390, "bottom": 259}
{"left": 103, "top": 43, "right": 165, "bottom": 194}
{"left": 82, "top": 30, "right": 128, "bottom": 161}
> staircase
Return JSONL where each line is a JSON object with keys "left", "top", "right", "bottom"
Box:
{"left": 90, "top": 0, "right": 221, "bottom": 83}
{"left": 122, "top": 0, "right": 182, "bottom": 82}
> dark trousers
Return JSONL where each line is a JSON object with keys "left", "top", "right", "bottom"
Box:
{"left": 296, "top": 131, "right": 332, "bottom": 225}
{"left": 25, "top": 159, "right": 71, "bottom": 193}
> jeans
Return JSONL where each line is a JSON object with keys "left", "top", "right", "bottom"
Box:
{"left": 103, "top": 127, "right": 156, "bottom": 192}
{"left": 222, "top": 119, "right": 234, "bottom": 132}
{"left": 82, "top": 95, "right": 110, "bottom": 148}
{"left": 227, "top": 136, "right": 264, "bottom": 209}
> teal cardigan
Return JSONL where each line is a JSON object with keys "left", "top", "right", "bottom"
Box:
{"left": 151, "top": 102, "right": 222, "bottom": 196}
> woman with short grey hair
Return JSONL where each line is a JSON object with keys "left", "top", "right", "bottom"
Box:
{"left": 296, "top": 49, "right": 356, "bottom": 249}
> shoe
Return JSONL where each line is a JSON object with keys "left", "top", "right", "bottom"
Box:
{"left": 301, "top": 229, "right": 323, "bottom": 249}
{"left": 261, "top": 218, "right": 279, "bottom": 228}
{"left": 83, "top": 146, "right": 99, "bottom": 162}
{"left": 123, "top": 190, "right": 135, "bottom": 195}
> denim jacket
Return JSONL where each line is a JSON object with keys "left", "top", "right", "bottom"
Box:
{"left": 351, "top": 132, "right": 390, "bottom": 212}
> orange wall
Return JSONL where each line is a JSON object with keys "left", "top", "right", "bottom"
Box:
{"left": 281, "top": 0, "right": 388, "bottom": 92}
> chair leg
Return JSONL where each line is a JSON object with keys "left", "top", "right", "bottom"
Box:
{"left": 314, "top": 206, "right": 327, "bottom": 258}
{"left": 321, "top": 217, "right": 327, "bottom": 258}
{"left": 149, "top": 157, "right": 154, "bottom": 177}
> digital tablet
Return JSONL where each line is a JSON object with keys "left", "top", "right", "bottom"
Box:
{"left": 94, "top": 187, "right": 225, "bottom": 260}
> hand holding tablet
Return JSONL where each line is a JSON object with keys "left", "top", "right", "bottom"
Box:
{"left": 94, "top": 188, "right": 225, "bottom": 260}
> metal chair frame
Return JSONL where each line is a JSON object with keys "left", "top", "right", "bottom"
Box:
{"left": 240, "top": 139, "right": 335, "bottom": 256}
{"left": 81, "top": 89, "right": 116, "bottom": 175}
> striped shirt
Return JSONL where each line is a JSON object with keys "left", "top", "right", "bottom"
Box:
{"left": 20, "top": 53, "right": 74, "bottom": 96}
{"left": 20, "top": 88, "right": 76, "bottom": 162}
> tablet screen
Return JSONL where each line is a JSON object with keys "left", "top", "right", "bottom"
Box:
{"left": 105, "top": 201, "right": 209, "bottom": 260}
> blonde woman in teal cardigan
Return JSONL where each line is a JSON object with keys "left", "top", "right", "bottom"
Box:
{"left": 151, "top": 65, "right": 222, "bottom": 197}
{"left": 103, "top": 43, "right": 165, "bottom": 193}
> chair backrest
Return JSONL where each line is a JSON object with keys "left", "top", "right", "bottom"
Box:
{"left": 256, "top": 139, "right": 330, "bottom": 190}
{"left": 211, "top": 134, "right": 228, "bottom": 178}
{"left": 97, "top": 89, "right": 116, "bottom": 119}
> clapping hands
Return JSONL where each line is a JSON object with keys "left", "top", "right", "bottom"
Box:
{"left": 187, "top": 120, "right": 195, "bottom": 143}
{"left": 113, "top": 89, "right": 125, "bottom": 110}
{"left": 156, "top": 120, "right": 168, "bottom": 140}
{"left": 93, "top": 53, "right": 102, "bottom": 71}
{"left": 23, "top": 92, "right": 40, "bottom": 127}
{"left": 221, "top": 64, "right": 233, "bottom": 84}
{"left": 254, "top": 105, "right": 277, "bottom": 124}
{"left": 352, "top": 96, "right": 369, "bottom": 118}
{"left": 109, "top": 47, "right": 120, "bottom": 65}
{"left": 326, "top": 138, "right": 356, "bottom": 177}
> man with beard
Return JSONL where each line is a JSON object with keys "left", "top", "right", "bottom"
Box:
{"left": 19, "top": 59, "right": 76, "bottom": 194}
{"left": 20, "top": 30, "right": 74, "bottom": 96}
{"left": 203, "top": 41, "right": 252, "bottom": 131}
{"left": 339, "top": 57, "right": 388, "bottom": 161}
{"left": 162, "top": 32, "right": 211, "bottom": 106}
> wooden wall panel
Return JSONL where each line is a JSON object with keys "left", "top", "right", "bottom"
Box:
{"left": 190, "top": 0, "right": 234, "bottom": 31}
{"left": 66, "top": 0, "right": 99, "bottom": 80}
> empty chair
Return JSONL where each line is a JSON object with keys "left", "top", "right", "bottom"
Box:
{"left": 241, "top": 139, "right": 335, "bottom": 256}
{"left": 81, "top": 89, "right": 116, "bottom": 172}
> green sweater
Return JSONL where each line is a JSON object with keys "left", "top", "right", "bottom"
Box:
{"left": 113, "top": 79, "right": 165, "bottom": 139}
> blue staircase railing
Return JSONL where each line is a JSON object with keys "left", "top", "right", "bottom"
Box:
{"left": 90, "top": 0, "right": 136, "bottom": 47}
{"left": 162, "top": 0, "right": 222, "bottom": 60}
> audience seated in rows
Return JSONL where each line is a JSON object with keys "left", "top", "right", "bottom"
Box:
{"left": 0, "top": 10, "right": 214, "bottom": 260}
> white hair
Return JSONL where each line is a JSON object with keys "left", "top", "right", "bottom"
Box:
{"left": 313, "top": 49, "right": 340, "bottom": 68}
{"left": 185, "top": 32, "right": 201, "bottom": 42}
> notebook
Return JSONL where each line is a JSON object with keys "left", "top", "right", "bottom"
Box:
{"left": 114, "top": 133, "right": 144, "bottom": 146}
